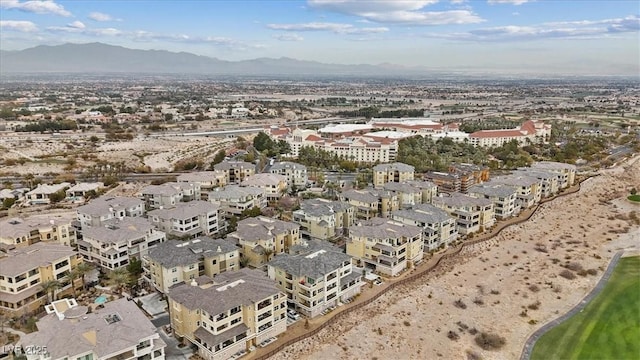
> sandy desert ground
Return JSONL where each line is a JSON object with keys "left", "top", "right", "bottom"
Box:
{"left": 271, "top": 155, "right": 640, "bottom": 360}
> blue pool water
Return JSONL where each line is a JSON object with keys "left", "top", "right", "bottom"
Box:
{"left": 95, "top": 295, "right": 108, "bottom": 304}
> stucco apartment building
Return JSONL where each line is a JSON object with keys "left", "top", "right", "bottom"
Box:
{"left": 491, "top": 175, "right": 543, "bottom": 209}
{"left": 19, "top": 297, "right": 166, "bottom": 360}
{"left": 208, "top": 185, "right": 267, "bottom": 218}
{"left": 0, "top": 243, "right": 82, "bottom": 316}
{"left": 144, "top": 238, "right": 239, "bottom": 293}
{"left": 530, "top": 161, "right": 577, "bottom": 189}
{"left": 340, "top": 188, "right": 399, "bottom": 220}
{"left": 148, "top": 201, "right": 223, "bottom": 239}
{"left": 293, "top": 198, "right": 355, "bottom": 240}
{"left": 382, "top": 180, "right": 438, "bottom": 208}
{"left": 347, "top": 219, "right": 424, "bottom": 276}
{"left": 373, "top": 162, "right": 415, "bottom": 188}
{"left": 391, "top": 204, "right": 458, "bottom": 251}
{"left": 78, "top": 217, "right": 166, "bottom": 271}
{"left": 0, "top": 214, "right": 76, "bottom": 248}
{"left": 432, "top": 193, "right": 495, "bottom": 235}
{"left": 513, "top": 169, "right": 561, "bottom": 198}
{"left": 214, "top": 161, "right": 257, "bottom": 184}
{"left": 177, "top": 171, "right": 228, "bottom": 196}
{"left": 76, "top": 196, "right": 145, "bottom": 229}
{"left": 241, "top": 173, "right": 288, "bottom": 201}
{"left": 468, "top": 183, "right": 520, "bottom": 220}
{"left": 268, "top": 240, "right": 362, "bottom": 318}
{"left": 140, "top": 182, "right": 202, "bottom": 210}
{"left": 226, "top": 217, "right": 300, "bottom": 268}
{"left": 168, "top": 269, "right": 287, "bottom": 360}
{"left": 269, "top": 161, "right": 308, "bottom": 188}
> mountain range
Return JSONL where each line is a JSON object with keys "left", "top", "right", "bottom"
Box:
{"left": 1, "top": 43, "right": 636, "bottom": 77}
{"left": 0, "top": 42, "right": 433, "bottom": 76}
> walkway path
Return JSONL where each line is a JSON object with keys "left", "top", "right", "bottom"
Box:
{"left": 519, "top": 250, "right": 624, "bottom": 360}
{"left": 249, "top": 178, "right": 590, "bottom": 360}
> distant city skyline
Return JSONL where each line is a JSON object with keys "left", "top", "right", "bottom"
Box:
{"left": 0, "top": 0, "right": 639, "bottom": 75}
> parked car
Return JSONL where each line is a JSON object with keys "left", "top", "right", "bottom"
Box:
{"left": 287, "top": 309, "right": 300, "bottom": 320}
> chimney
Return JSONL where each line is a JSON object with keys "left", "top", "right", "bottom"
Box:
{"left": 190, "top": 279, "right": 198, "bottom": 287}
{"left": 217, "top": 246, "right": 221, "bottom": 253}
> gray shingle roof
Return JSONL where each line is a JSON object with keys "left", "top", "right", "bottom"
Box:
{"left": 208, "top": 185, "right": 264, "bottom": 201}
{"left": 214, "top": 161, "right": 256, "bottom": 172}
{"left": 297, "top": 198, "right": 353, "bottom": 217}
{"left": 148, "top": 201, "right": 219, "bottom": 220}
{"left": 82, "top": 217, "right": 156, "bottom": 245}
{"left": 268, "top": 240, "right": 350, "bottom": 279}
{"left": 432, "top": 193, "right": 493, "bottom": 208}
{"left": 391, "top": 203, "right": 453, "bottom": 224}
{"left": 147, "top": 237, "right": 237, "bottom": 268}
{"left": 373, "top": 162, "right": 414, "bottom": 172}
{"left": 0, "top": 242, "right": 77, "bottom": 277}
{"left": 230, "top": 216, "right": 299, "bottom": 242}
{"left": 169, "top": 268, "right": 279, "bottom": 316}
{"left": 468, "top": 183, "right": 517, "bottom": 198}
{"left": 349, "top": 219, "right": 422, "bottom": 239}
{"left": 76, "top": 196, "right": 143, "bottom": 217}
{"left": 270, "top": 161, "right": 307, "bottom": 171}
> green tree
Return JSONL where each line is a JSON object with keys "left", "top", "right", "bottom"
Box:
{"left": 72, "top": 262, "right": 94, "bottom": 291}
{"left": 227, "top": 215, "right": 238, "bottom": 233}
{"left": 241, "top": 206, "right": 262, "bottom": 219}
{"left": 126, "top": 257, "right": 143, "bottom": 278}
{"left": 107, "top": 268, "right": 133, "bottom": 295}
{"left": 263, "top": 248, "right": 274, "bottom": 264}
{"left": 40, "top": 279, "right": 61, "bottom": 304}
{"left": 49, "top": 189, "right": 67, "bottom": 203}
{"left": 210, "top": 150, "right": 226, "bottom": 169}
{"left": 2, "top": 198, "right": 15, "bottom": 209}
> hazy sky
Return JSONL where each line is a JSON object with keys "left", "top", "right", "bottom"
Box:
{"left": 1, "top": 0, "right": 639, "bottom": 74}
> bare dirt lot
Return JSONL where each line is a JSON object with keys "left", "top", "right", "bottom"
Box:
{"left": 271, "top": 156, "right": 640, "bottom": 360}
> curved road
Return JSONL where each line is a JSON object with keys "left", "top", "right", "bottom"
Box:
{"left": 519, "top": 251, "right": 624, "bottom": 360}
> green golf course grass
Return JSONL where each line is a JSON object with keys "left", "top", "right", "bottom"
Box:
{"left": 531, "top": 256, "right": 640, "bottom": 360}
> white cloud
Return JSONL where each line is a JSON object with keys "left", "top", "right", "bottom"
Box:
{"left": 0, "top": 20, "right": 38, "bottom": 32}
{"left": 487, "top": 0, "right": 531, "bottom": 5}
{"left": 67, "top": 20, "right": 85, "bottom": 29}
{"left": 274, "top": 33, "right": 304, "bottom": 41}
{"left": 307, "top": 0, "right": 484, "bottom": 25}
{"left": 267, "top": 22, "right": 389, "bottom": 34}
{"left": 131, "top": 31, "right": 261, "bottom": 50}
{"left": 425, "top": 15, "right": 640, "bottom": 41}
{"left": 88, "top": 11, "right": 115, "bottom": 22}
{"left": 450, "top": 0, "right": 467, "bottom": 3}
{"left": 0, "top": 0, "right": 71, "bottom": 16}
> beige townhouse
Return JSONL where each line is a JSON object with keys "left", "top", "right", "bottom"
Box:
{"left": 391, "top": 203, "right": 458, "bottom": 251}
{"left": 373, "top": 162, "right": 415, "bottom": 188}
{"left": 432, "top": 193, "right": 495, "bottom": 235}
{"left": 226, "top": 217, "right": 300, "bottom": 268}
{"left": 292, "top": 198, "right": 355, "bottom": 240}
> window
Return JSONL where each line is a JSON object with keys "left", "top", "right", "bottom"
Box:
{"left": 172, "top": 268, "right": 177, "bottom": 273}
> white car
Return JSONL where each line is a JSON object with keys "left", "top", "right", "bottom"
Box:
{"left": 287, "top": 310, "right": 300, "bottom": 320}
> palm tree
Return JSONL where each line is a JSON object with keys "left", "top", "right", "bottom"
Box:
{"left": 263, "top": 248, "right": 274, "bottom": 264}
{"left": 107, "top": 268, "right": 132, "bottom": 295}
{"left": 74, "top": 262, "right": 94, "bottom": 291}
{"left": 40, "top": 280, "right": 61, "bottom": 304}
{"left": 239, "top": 256, "right": 250, "bottom": 268}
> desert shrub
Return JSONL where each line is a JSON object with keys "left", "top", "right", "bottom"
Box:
{"left": 586, "top": 268, "right": 598, "bottom": 276}
{"left": 466, "top": 350, "right": 482, "bottom": 360}
{"left": 456, "top": 321, "right": 469, "bottom": 331}
{"left": 566, "top": 262, "right": 584, "bottom": 272}
{"left": 577, "top": 269, "right": 588, "bottom": 277}
{"left": 469, "top": 327, "right": 479, "bottom": 335}
{"left": 490, "top": 289, "right": 500, "bottom": 295}
{"left": 559, "top": 269, "right": 577, "bottom": 280}
{"left": 552, "top": 284, "right": 562, "bottom": 293}
{"left": 534, "top": 243, "right": 548, "bottom": 253}
{"left": 377, "top": 328, "right": 383, "bottom": 335}
{"left": 527, "top": 301, "right": 541, "bottom": 310}
{"left": 528, "top": 319, "right": 538, "bottom": 325}
{"left": 448, "top": 331, "right": 460, "bottom": 341}
{"left": 475, "top": 332, "right": 506, "bottom": 351}
{"left": 454, "top": 299, "right": 467, "bottom": 309}
{"left": 528, "top": 284, "right": 540, "bottom": 293}
{"left": 473, "top": 297, "right": 485, "bottom": 305}
{"left": 403, "top": 320, "right": 411, "bottom": 327}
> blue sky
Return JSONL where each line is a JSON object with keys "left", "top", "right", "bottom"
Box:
{"left": 1, "top": 0, "right": 639, "bottom": 74}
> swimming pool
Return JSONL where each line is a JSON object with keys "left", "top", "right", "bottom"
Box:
{"left": 94, "top": 295, "right": 108, "bottom": 304}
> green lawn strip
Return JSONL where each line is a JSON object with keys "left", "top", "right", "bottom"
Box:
{"left": 531, "top": 256, "right": 640, "bottom": 360}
